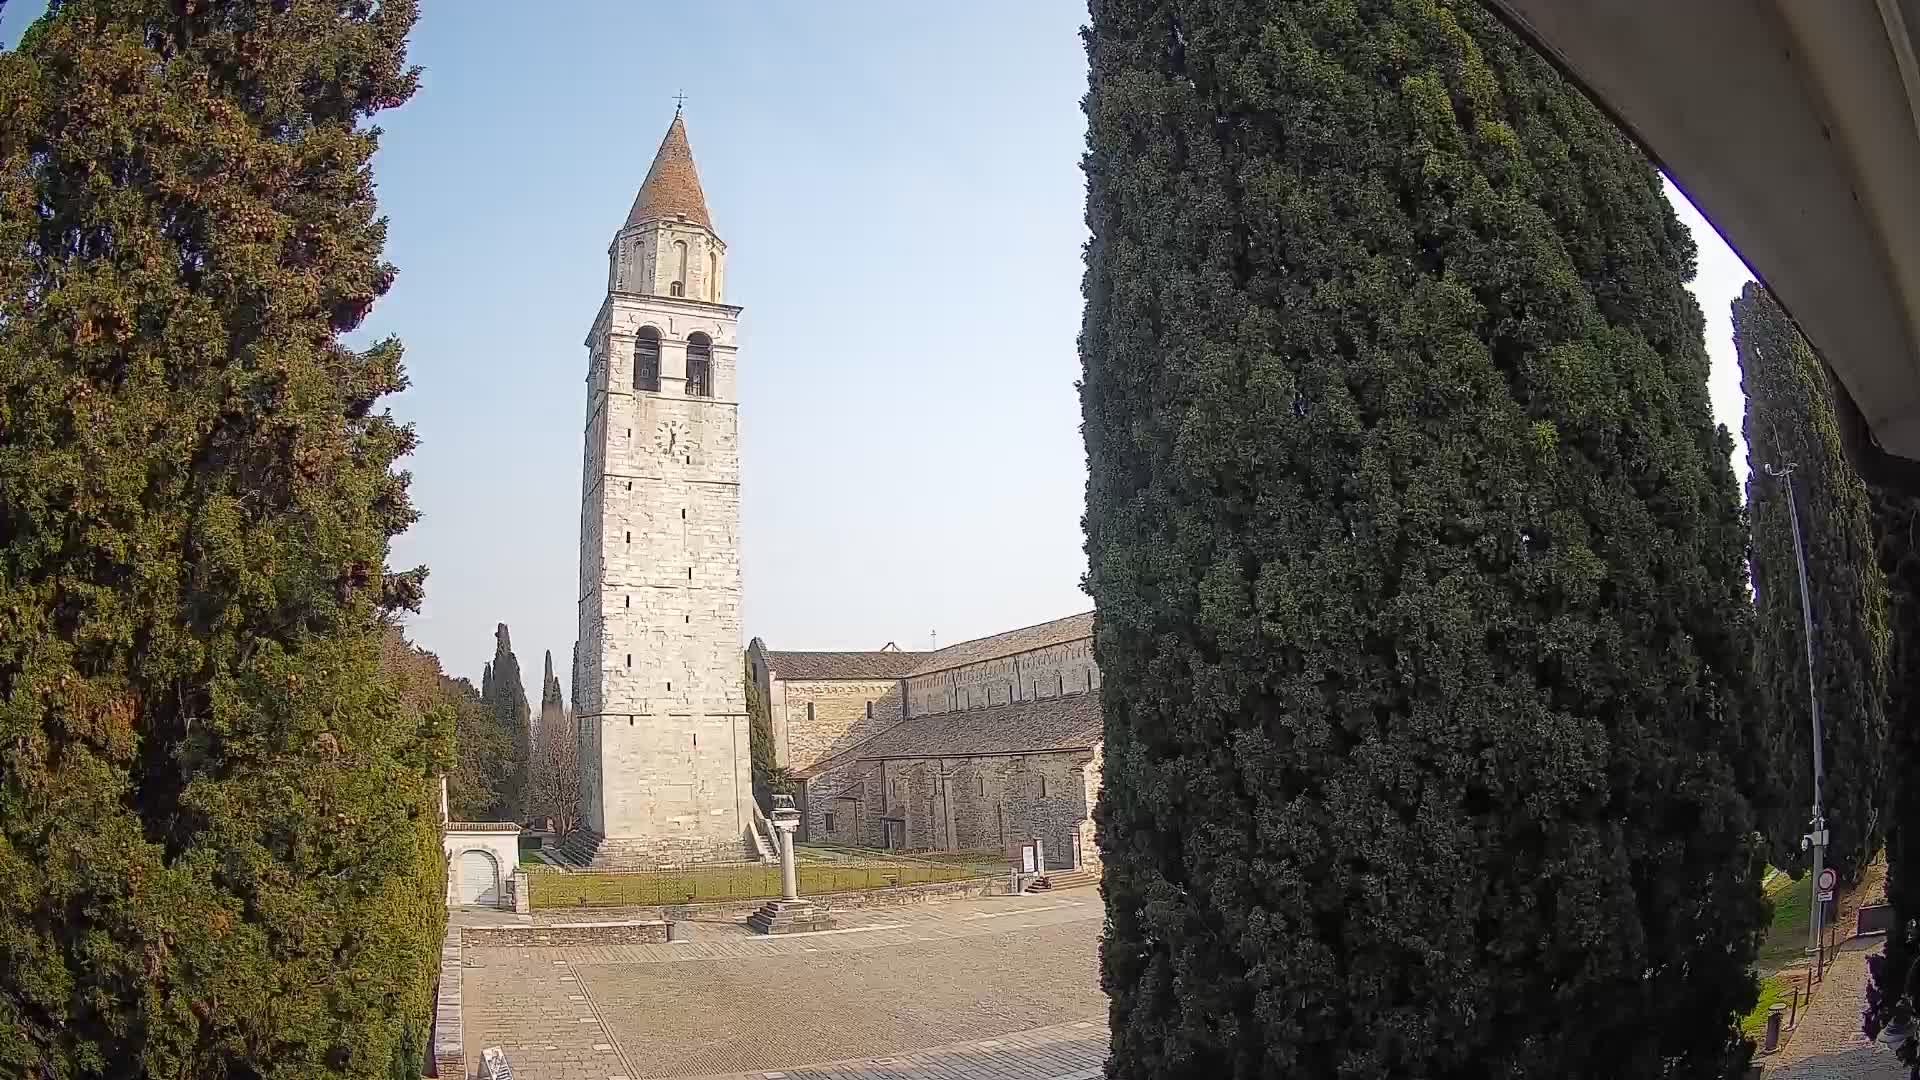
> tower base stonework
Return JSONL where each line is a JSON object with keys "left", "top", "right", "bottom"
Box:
{"left": 559, "top": 828, "right": 756, "bottom": 870}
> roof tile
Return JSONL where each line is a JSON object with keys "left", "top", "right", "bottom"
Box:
{"left": 626, "top": 113, "right": 713, "bottom": 231}
{"left": 827, "top": 692, "right": 1102, "bottom": 764}
{"left": 764, "top": 650, "right": 928, "bottom": 681}
{"left": 909, "top": 612, "right": 1095, "bottom": 676}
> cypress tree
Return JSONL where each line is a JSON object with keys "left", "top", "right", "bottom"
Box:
{"left": 482, "top": 659, "right": 495, "bottom": 705}
{"left": 747, "top": 654, "right": 773, "bottom": 808}
{"left": 1080, "top": 1, "right": 1765, "bottom": 1075}
{"left": 488, "top": 622, "right": 531, "bottom": 821}
{"left": 542, "top": 649, "right": 563, "bottom": 711}
{"left": 1737, "top": 282, "right": 1891, "bottom": 885}
{"left": 1866, "top": 489, "right": 1920, "bottom": 1066}
{"left": 0, "top": 1, "right": 445, "bottom": 1075}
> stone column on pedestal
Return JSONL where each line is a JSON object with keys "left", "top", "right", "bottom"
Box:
{"left": 747, "top": 795, "right": 834, "bottom": 935}
{"left": 777, "top": 805, "right": 800, "bottom": 900}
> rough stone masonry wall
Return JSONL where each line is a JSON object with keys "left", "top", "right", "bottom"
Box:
{"left": 905, "top": 637, "right": 1101, "bottom": 717}
{"left": 579, "top": 285, "right": 749, "bottom": 849}
{"left": 1078, "top": 742, "right": 1103, "bottom": 871}
{"left": 837, "top": 751, "right": 1094, "bottom": 866}
{"left": 776, "top": 678, "right": 905, "bottom": 773}
{"left": 462, "top": 920, "right": 673, "bottom": 947}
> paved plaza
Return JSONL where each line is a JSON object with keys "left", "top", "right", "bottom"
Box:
{"left": 1765, "top": 937, "right": 1905, "bottom": 1079}
{"left": 460, "top": 890, "right": 1108, "bottom": 1079}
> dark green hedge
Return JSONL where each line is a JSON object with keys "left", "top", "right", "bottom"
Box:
{"left": 1080, "top": 1, "right": 1766, "bottom": 1074}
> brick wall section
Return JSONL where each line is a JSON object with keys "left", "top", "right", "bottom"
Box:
{"left": 461, "top": 920, "right": 672, "bottom": 947}
{"left": 775, "top": 678, "right": 905, "bottom": 773}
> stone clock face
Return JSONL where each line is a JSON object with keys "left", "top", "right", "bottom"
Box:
{"left": 653, "top": 419, "right": 691, "bottom": 456}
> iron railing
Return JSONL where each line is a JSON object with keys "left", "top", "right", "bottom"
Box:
{"left": 527, "top": 858, "right": 990, "bottom": 909}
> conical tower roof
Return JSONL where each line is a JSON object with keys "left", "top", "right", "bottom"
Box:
{"left": 625, "top": 112, "right": 713, "bottom": 231}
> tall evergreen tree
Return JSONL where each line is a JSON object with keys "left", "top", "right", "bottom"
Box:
{"left": 747, "top": 653, "right": 773, "bottom": 808}
{"left": 542, "top": 648, "right": 563, "bottom": 713}
{"left": 488, "top": 622, "right": 531, "bottom": 821}
{"left": 0, "top": 1, "right": 445, "bottom": 1075}
{"left": 1080, "top": 1, "right": 1765, "bottom": 1075}
{"left": 1737, "top": 282, "right": 1891, "bottom": 885}
{"left": 481, "top": 659, "right": 495, "bottom": 705}
{"left": 1867, "top": 489, "right": 1920, "bottom": 1072}
{"left": 380, "top": 631, "right": 511, "bottom": 824}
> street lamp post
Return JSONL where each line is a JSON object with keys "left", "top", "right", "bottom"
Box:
{"left": 1763, "top": 461, "right": 1829, "bottom": 960}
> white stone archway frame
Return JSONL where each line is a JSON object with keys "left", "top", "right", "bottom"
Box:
{"left": 443, "top": 823, "right": 521, "bottom": 910}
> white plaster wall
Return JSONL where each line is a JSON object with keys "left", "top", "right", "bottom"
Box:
{"left": 443, "top": 827, "right": 519, "bottom": 909}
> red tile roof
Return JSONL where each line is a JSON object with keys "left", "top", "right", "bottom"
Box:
{"left": 626, "top": 112, "right": 712, "bottom": 231}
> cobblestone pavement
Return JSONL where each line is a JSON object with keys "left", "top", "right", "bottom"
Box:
{"left": 1765, "top": 937, "right": 1904, "bottom": 1079}
{"left": 462, "top": 891, "right": 1106, "bottom": 1079}
{"left": 676, "top": 1019, "right": 1107, "bottom": 1080}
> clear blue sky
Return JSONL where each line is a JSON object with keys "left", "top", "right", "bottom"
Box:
{"left": 2, "top": 3, "right": 1754, "bottom": 697}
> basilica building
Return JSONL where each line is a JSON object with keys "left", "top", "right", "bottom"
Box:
{"left": 749, "top": 612, "right": 1103, "bottom": 873}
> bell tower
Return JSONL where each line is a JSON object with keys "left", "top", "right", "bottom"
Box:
{"left": 570, "top": 110, "right": 751, "bottom": 866}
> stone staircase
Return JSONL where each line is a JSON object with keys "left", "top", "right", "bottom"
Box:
{"left": 1025, "top": 867, "right": 1099, "bottom": 893}
{"left": 746, "top": 897, "right": 835, "bottom": 935}
{"left": 747, "top": 804, "right": 779, "bottom": 864}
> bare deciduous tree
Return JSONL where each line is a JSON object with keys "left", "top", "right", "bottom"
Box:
{"left": 527, "top": 704, "right": 582, "bottom": 836}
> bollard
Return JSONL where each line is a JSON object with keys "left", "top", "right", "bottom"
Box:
{"left": 1788, "top": 986, "right": 1800, "bottom": 1029}
{"left": 1763, "top": 1003, "right": 1787, "bottom": 1053}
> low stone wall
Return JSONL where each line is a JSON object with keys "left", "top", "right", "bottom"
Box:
{"left": 431, "top": 923, "right": 462, "bottom": 1079}
{"left": 462, "top": 919, "right": 673, "bottom": 947}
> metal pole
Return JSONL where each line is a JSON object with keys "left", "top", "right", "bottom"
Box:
{"left": 1766, "top": 462, "right": 1827, "bottom": 960}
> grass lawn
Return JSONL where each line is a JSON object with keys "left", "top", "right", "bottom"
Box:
{"left": 795, "top": 841, "right": 1004, "bottom": 870}
{"left": 1756, "top": 871, "right": 1813, "bottom": 974}
{"left": 528, "top": 860, "right": 985, "bottom": 909}
{"left": 1741, "top": 971, "right": 1797, "bottom": 1037}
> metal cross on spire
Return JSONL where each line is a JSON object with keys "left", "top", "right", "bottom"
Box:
{"left": 673, "top": 90, "right": 688, "bottom": 113}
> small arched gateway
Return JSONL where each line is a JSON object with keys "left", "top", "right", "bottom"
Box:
{"left": 443, "top": 822, "right": 520, "bottom": 909}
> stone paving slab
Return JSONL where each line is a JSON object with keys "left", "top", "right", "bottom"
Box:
{"left": 462, "top": 890, "right": 1105, "bottom": 1079}
{"left": 1765, "top": 936, "right": 1905, "bottom": 1079}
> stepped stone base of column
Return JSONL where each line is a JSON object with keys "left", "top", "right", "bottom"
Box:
{"left": 746, "top": 898, "right": 834, "bottom": 935}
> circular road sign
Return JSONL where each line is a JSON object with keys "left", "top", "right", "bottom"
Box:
{"left": 1818, "top": 867, "right": 1838, "bottom": 893}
